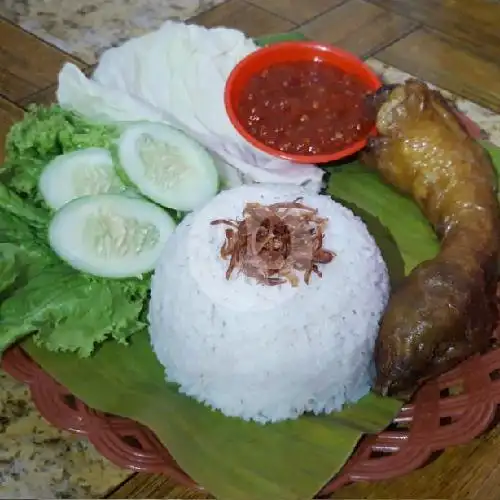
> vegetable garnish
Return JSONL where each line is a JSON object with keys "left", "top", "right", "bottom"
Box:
{"left": 211, "top": 200, "right": 335, "bottom": 287}
{"left": 39, "top": 148, "right": 125, "bottom": 210}
{"left": 0, "top": 104, "right": 209, "bottom": 358}
{"left": 3, "top": 104, "right": 120, "bottom": 208}
{"left": 48, "top": 194, "right": 176, "bottom": 279}
{"left": 116, "top": 122, "right": 219, "bottom": 212}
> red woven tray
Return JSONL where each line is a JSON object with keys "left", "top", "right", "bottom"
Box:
{"left": 1, "top": 111, "right": 497, "bottom": 497}
{"left": 4, "top": 340, "right": 500, "bottom": 497}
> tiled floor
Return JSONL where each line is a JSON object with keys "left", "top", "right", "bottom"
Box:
{"left": 0, "top": 0, "right": 228, "bottom": 63}
{"left": 1, "top": 0, "right": 500, "bottom": 114}
{"left": 2, "top": 0, "right": 500, "bottom": 498}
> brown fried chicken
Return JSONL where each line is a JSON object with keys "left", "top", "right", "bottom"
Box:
{"left": 363, "top": 80, "right": 500, "bottom": 398}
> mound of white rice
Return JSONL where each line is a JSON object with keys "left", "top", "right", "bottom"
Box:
{"left": 149, "top": 184, "right": 390, "bottom": 423}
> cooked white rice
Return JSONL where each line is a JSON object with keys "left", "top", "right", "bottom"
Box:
{"left": 148, "top": 184, "right": 390, "bottom": 423}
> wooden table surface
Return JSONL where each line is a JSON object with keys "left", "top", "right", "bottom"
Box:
{"left": 2, "top": 0, "right": 500, "bottom": 498}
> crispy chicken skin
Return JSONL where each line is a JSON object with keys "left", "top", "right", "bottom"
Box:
{"left": 363, "top": 80, "right": 500, "bottom": 398}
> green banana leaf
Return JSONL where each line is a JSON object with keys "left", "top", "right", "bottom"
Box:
{"left": 255, "top": 31, "right": 306, "bottom": 46}
{"left": 15, "top": 34, "right": 500, "bottom": 500}
{"left": 22, "top": 155, "right": 447, "bottom": 500}
{"left": 327, "top": 161, "right": 439, "bottom": 285}
{"left": 23, "top": 331, "right": 400, "bottom": 500}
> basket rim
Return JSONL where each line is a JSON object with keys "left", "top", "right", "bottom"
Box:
{"left": 3, "top": 343, "right": 500, "bottom": 496}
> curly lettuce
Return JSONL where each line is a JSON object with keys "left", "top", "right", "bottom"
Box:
{"left": 3, "top": 104, "right": 120, "bottom": 206}
{"left": 0, "top": 105, "right": 149, "bottom": 357}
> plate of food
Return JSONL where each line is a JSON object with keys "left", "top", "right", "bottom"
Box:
{"left": 2, "top": 25, "right": 500, "bottom": 500}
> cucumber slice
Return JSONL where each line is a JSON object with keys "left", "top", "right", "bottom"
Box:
{"left": 117, "top": 122, "right": 218, "bottom": 212}
{"left": 48, "top": 194, "right": 176, "bottom": 278}
{"left": 39, "top": 148, "right": 125, "bottom": 210}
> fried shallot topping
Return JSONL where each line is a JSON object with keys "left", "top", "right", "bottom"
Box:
{"left": 210, "top": 200, "right": 335, "bottom": 287}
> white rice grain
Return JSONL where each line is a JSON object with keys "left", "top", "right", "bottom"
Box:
{"left": 149, "top": 184, "right": 390, "bottom": 423}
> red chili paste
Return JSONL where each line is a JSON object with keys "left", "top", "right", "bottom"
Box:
{"left": 237, "top": 60, "right": 374, "bottom": 156}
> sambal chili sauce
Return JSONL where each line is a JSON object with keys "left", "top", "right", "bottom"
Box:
{"left": 236, "top": 60, "right": 374, "bottom": 156}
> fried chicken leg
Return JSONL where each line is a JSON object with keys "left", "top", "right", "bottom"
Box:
{"left": 363, "top": 80, "right": 500, "bottom": 398}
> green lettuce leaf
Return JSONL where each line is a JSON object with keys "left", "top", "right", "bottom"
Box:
{"left": 0, "top": 187, "right": 56, "bottom": 295}
{"left": 1, "top": 265, "right": 149, "bottom": 357}
{"left": 0, "top": 105, "right": 149, "bottom": 358}
{"left": 2, "top": 104, "right": 120, "bottom": 206}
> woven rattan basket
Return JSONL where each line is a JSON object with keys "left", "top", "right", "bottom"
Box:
{"left": 4, "top": 340, "right": 500, "bottom": 496}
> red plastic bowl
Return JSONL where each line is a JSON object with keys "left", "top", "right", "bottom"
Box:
{"left": 224, "top": 41, "right": 382, "bottom": 164}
